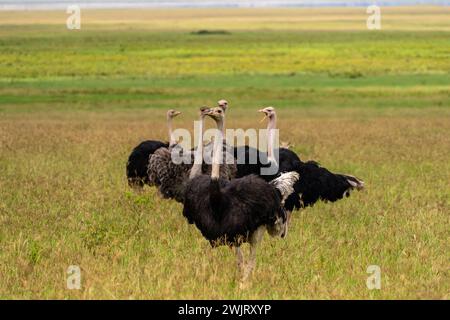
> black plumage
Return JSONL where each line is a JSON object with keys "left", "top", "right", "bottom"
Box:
{"left": 233, "top": 107, "right": 364, "bottom": 214}
{"left": 293, "top": 160, "right": 364, "bottom": 208}
{"left": 183, "top": 174, "right": 287, "bottom": 247}
{"left": 182, "top": 106, "right": 299, "bottom": 282}
{"left": 126, "top": 140, "right": 168, "bottom": 189}
{"left": 126, "top": 109, "right": 181, "bottom": 190}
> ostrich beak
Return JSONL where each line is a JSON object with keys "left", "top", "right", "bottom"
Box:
{"left": 174, "top": 111, "right": 182, "bottom": 117}
{"left": 258, "top": 109, "right": 267, "bottom": 123}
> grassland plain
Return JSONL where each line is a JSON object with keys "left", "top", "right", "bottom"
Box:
{"left": 0, "top": 7, "right": 449, "bottom": 299}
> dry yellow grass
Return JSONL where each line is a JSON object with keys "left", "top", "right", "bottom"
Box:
{"left": 0, "top": 6, "right": 449, "bottom": 31}
{"left": 1, "top": 107, "right": 449, "bottom": 299}
{"left": 0, "top": 6, "right": 449, "bottom": 299}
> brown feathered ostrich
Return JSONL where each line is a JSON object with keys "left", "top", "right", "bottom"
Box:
{"left": 126, "top": 109, "right": 181, "bottom": 190}
{"left": 147, "top": 107, "right": 209, "bottom": 202}
{"left": 183, "top": 106, "right": 299, "bottom": 283}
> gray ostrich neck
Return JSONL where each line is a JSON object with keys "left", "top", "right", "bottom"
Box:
{"left": 211, "top": 118, "right": 224, "bottom": 180}
{"left": 167, "top": 116, "right": 176, "bottom": 146}
{"left": 189, "top": 114, "right": 205, "bottom": 179}
{"left": 267, "top": 114, "right": 277, "bottom": 163}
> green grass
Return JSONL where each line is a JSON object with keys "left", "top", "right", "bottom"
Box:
{"left": 1, "top": 74, "right": 448, "bottom": 114}
{"left": 1, "top": 29, "right": 449, "bottom": 79}
{"left": 0, "top": 8, "right": 449, "bottom": 299}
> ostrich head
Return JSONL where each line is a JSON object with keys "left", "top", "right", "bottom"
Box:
{"left": 199, "top": 106, "right": 211, "bottom": 116}
{"left": 206, "top": 106, "right": 225, "bottom": 122}
{"left": 217, "top": 99, "right": 228, "bottom": 111}
{"left": 258, "top": 106, "right": 276, "bottom": 122}
{"left": 166, "top": 109, "right": 181, "bottom": 120}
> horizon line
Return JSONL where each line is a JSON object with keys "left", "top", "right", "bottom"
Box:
{"left": 1, "top": 2, "right": 448, "bottom": 11}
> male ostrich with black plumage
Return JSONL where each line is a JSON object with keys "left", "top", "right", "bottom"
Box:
{"left": 126, "top": 109, "right": 181, "bottom": 190}
{"left": 183, "top": 106, "right": 299, "bottom": 283}
{"left": 256, "top": 107, "right": 364, "bottom": 223}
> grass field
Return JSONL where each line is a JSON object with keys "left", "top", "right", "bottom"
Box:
{"left": 0, "top": 7, "right": 449, "bottom": 299}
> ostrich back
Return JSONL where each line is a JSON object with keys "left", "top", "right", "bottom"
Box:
{"left": 232, "top": 146, "right": 302, "bottom": 211}
{"left": 293, "top": 161, "right": 363, "bottom": 207}
{"left": 233, "top": 146, "right": 299, "bottom": 180}
{"left": 148, "top": 147, "right": 193, "bottom": 203}
{"left": 232, "top": 145, "right": 363, "bottom": 212}
{"left": 183, "top": 174, "right": 283, "bottom": 247}
{"left": 126, "top": 140, "right": 168, "bottom": 187}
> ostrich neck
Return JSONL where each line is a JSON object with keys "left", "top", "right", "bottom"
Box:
{"left": 167, "top": 117, "right": 176, "bottom": 146}
{"left": 222, "top": 117, "right": 226, "bottom": 140}
{"left": 189, "top": 114, "right": 205, "bottom": 179}
{"left": 267, "top": 115, "right": 277, "bottom": 162}
{"left": 211, "top": 118, "right": 224, "bottom": 180}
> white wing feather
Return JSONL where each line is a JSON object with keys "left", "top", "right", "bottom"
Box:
{"left": 269, "top": 171, "right": 300, "bottom": 203}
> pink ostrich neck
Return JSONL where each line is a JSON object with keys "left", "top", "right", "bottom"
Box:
{"left": 222, "top": 115, "right": 226, "bottom": 140}
{"left": 267, "top": 113, "right": 277, "bottom": 162}
{"left": 189, "top": 113, "right": 206, "bottom": 179}
{"left": 211, "top": 117, "right": 224, "bottom": 180}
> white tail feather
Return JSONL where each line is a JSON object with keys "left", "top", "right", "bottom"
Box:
{"left": 270, "top": 171, "right": 300, "bottom": 203}
{"left": 345, "top": 175, "right": 365, "bottom": 191}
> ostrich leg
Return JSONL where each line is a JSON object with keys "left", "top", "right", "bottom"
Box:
{"left": 241, "top": 226, "right": 265, "bottom": 284}
{"left": 235, "top": 246, "right": 244, "bottom": 273}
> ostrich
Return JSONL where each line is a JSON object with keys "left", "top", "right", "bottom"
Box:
{"left": 183, "top": 106, "right": 299, "bottom": 282}
{"left": 126, "top": 109, "right": 181, "bottom": 190}
{"left": 257, "top": 106, "right": 364, "bottom": 223}
{"left": 148, "top": 107, "right": 207, "bottom": 202}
